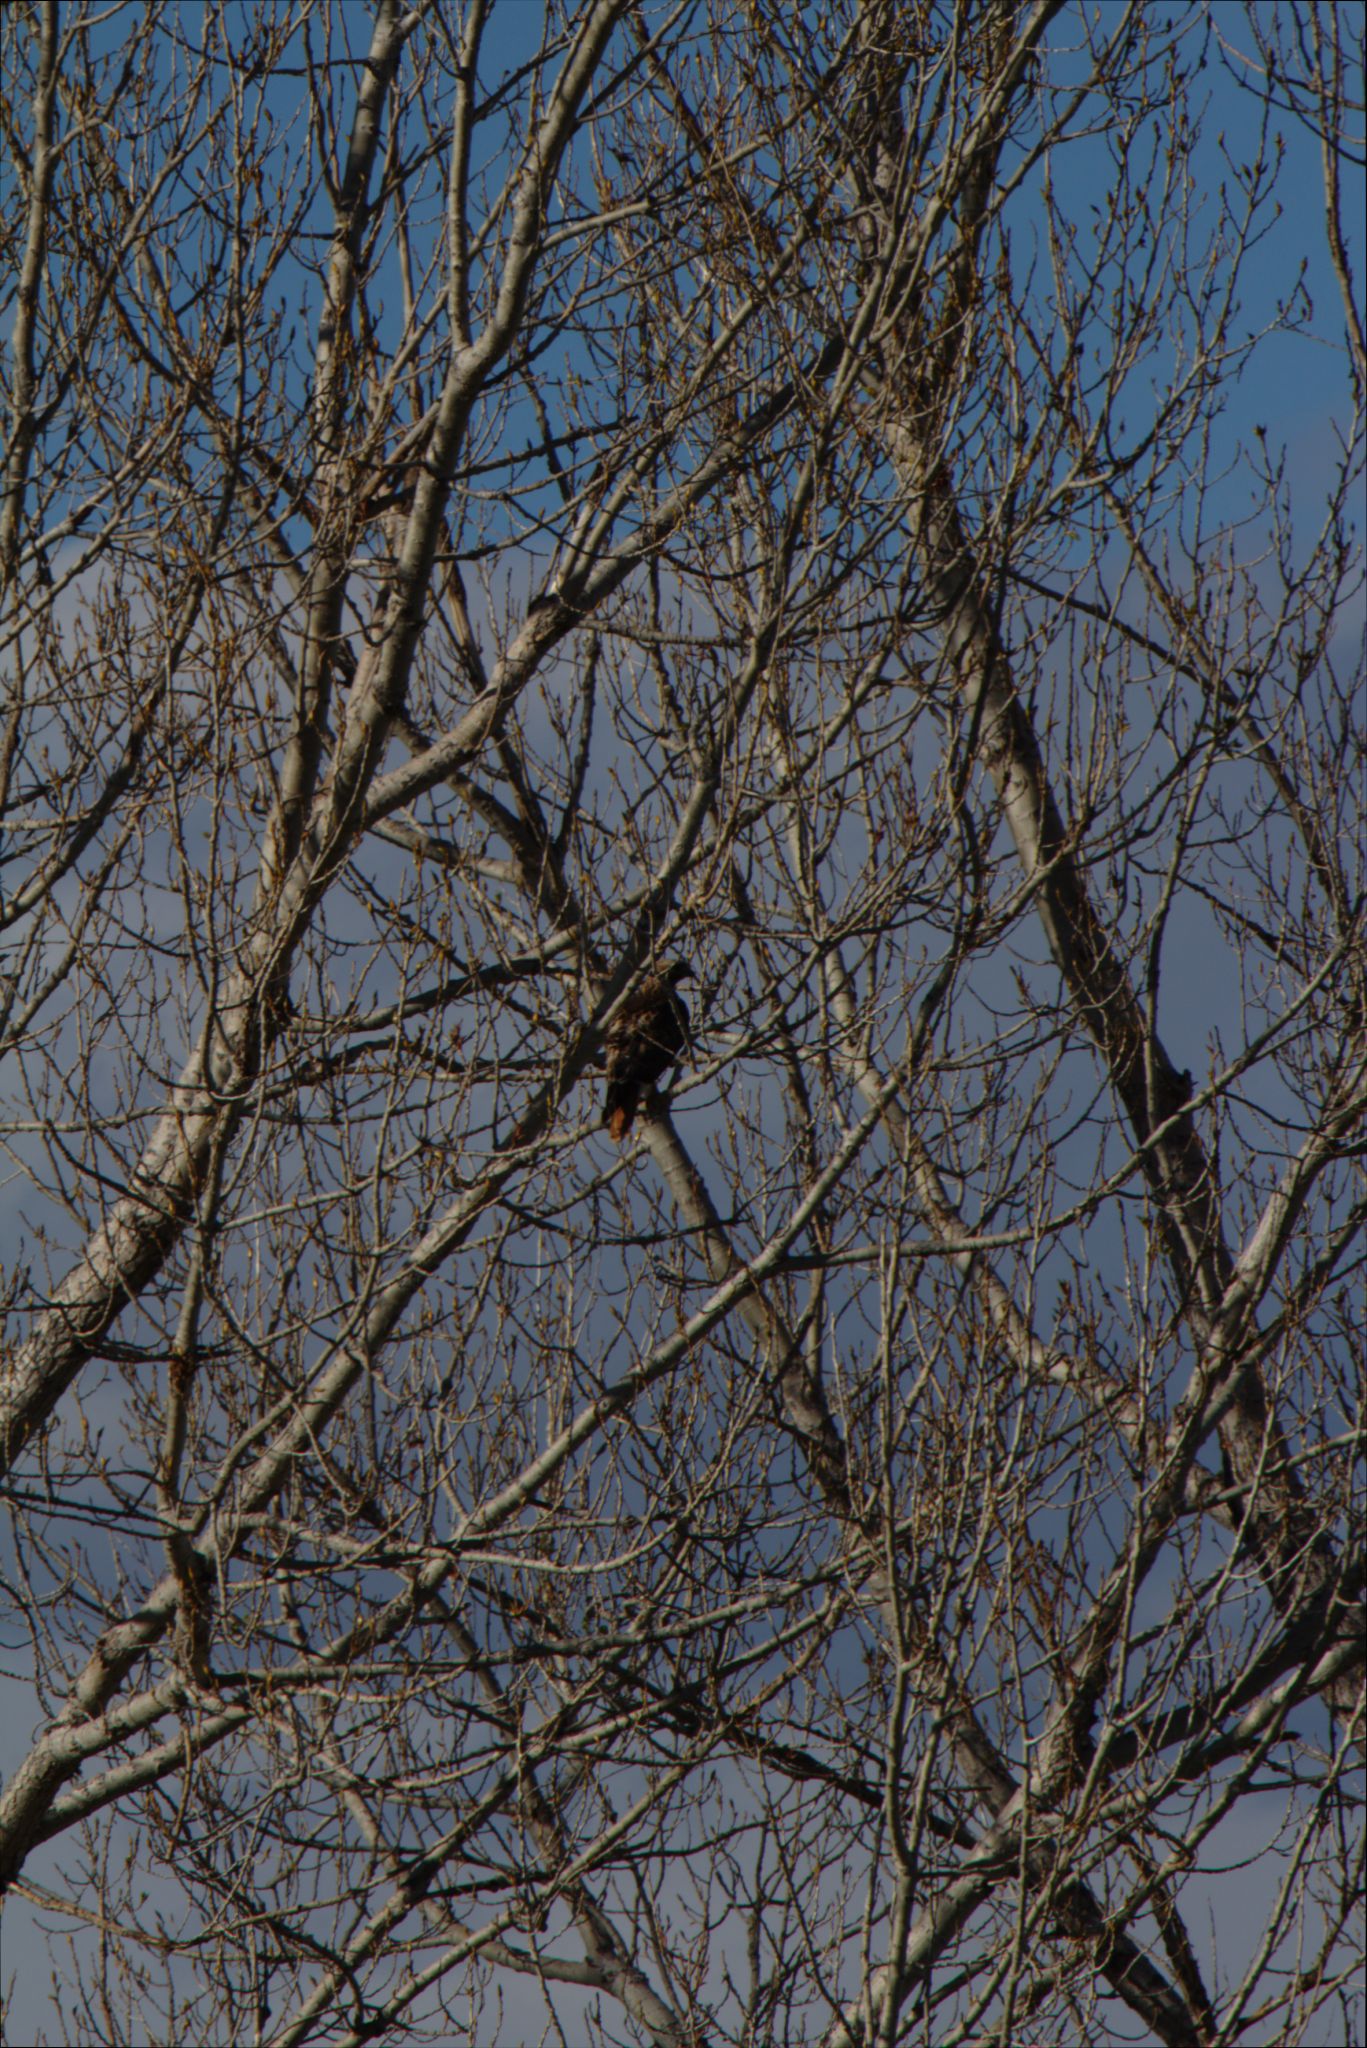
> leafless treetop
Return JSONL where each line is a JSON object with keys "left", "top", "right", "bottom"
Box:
{"left": 0, "top": 3, "right": 1362, "bottom": 2043}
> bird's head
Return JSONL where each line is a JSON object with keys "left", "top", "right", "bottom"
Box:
{"left": 664, "top": 959, "right": 695, "bottom": 985}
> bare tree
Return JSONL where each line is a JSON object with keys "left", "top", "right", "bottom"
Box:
{"left": 0, "top": 2, "right": 1362, "bottom": 2043}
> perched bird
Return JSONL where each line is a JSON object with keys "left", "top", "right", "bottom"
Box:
{"left": 601, "top": 962, "right": 694, "bottom": 1142}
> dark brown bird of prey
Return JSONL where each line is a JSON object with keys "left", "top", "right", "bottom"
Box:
{"left": 602, "top": 962, "right": 694, "bottom": 1142}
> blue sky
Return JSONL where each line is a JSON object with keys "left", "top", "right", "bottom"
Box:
{"left": 1, "top": 3, "right": 1362, "bottom": 2041}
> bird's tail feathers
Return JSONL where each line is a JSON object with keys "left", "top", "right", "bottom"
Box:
{"left": 607, "top": 1103, "right": 633, "bottom": 1142}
